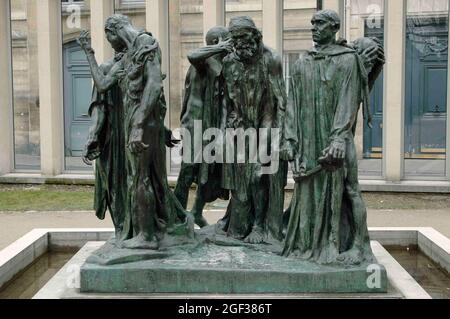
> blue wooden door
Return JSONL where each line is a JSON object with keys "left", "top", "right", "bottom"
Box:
{"left": 63, "top": 41, "right": 92, "bottom": 157}
{"left": 405, "top": 17, "right": 448, "bottom": 159}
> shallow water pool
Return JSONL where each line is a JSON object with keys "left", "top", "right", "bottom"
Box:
{"left": 0, "top": 246, "right": 448, "bottom": 299}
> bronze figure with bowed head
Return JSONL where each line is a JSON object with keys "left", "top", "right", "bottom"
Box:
{"left": 78, "top": 14, "right": 192, "bottom": 251}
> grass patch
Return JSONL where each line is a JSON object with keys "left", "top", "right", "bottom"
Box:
{"left": 0, "top": 184, "right": 94, "bottom": 211}
{"left": 0, "top": 184, "right": 449, "bottom": 212}
{"left": 363, "top": 192, "right": 450, "bottom": 210}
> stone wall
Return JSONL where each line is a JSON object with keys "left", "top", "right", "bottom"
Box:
{"left": 9, "top": 0, "right": 318, "bottom": 156}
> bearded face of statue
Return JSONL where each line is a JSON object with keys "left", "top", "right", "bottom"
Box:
{"left": 232, "top": 28, "right": 260, "bottom": 62}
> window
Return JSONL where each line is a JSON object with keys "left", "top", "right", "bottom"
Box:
{"left": 10, "top": 0, "right": 40, "bottom": 170}
{"left": 348, "top": 0, "right": 384, "bottom": 177}
{"left": 404, "top": 0, "right": 448, "bottom": 178}
{"left": 61, "top": 0, "right": 92, "bottom": 171}
{"left": 117, "top": 0, "right": 145, "bottom": 7}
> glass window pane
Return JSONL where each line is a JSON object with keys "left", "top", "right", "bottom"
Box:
{"left": 348, "top": 0, "right": 385, "bottom": 177}
{"left": 168, "top": 0, "right": 204, "bottom": 174}
{"left": 61, "top": 0, "right": 92, "bottom": 171}
{"left": 226, "top": 0, "right": 263, "bottom": 30}
{"left": 405, "top": 0, "right": 448, "bottom": 178}
{"left": 10, "top": 0, "right": 40, "bottom": 170}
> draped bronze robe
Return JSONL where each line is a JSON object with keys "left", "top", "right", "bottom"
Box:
{"left": 283, "top": 44, "right": 374, "bottom": 264}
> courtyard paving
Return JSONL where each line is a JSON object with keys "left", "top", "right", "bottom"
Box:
{"left": 0, "top": 208, "right": 449, "bottom": 251}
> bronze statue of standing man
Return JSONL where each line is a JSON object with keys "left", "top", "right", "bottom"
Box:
{"left": 218, "top": 16, "right": 288, "bottom": 244}
{"left": 282, "top": 10, "right": 379, "bottom": 265}
{"left": 174, "top": 26, "right": 233, "bottom": 228}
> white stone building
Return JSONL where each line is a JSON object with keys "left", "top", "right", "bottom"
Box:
{"left": 0, "top": 0, "right": 449, "bottom": 192}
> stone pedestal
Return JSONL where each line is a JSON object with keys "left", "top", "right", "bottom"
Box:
{"left": 80, "top": 239, "right": 388, "bottom": 294}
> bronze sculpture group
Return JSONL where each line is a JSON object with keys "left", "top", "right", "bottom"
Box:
{"left": 79, "top": 10, "right": 385, "bottom": 267}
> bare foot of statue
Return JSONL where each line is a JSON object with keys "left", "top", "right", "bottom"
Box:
{"left": 122, "top": 234, "right": 159, "bottom": 250}
{"left": 215, "top": 219, "right": 227, "bottom": 235}
{"left": 244, "top": 227, "right": 265, "bottom": 244}
{"left": 193, "top": 213, "right": 209, "bottom": 228}
{"left": 337, "top": 247, "right": 363, "bottom": 265}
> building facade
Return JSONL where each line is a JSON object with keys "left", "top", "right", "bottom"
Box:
{"left": 0, "top": 0, "right": 449, "bottom": 192}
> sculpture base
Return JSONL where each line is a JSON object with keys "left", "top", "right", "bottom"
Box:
{"left": 80, "top": 235, "right": 387, "bottom": 294}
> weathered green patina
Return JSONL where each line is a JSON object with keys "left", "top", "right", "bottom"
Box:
{"left": 217, "top": 16, "right": 288, "bottom": 244}
{"left": 79, "top": 12, "right": 388, "bottom": 294}
{"left": 281, "top": 10, "right": 384, "bottom": 265}
{"left": 80, "top": 236, "right": 388, "bottom": 294}
{"left": 83, "top": 52, "right": 127, "bottom": 240}
{"left": 174, "top": 27, "right": 232, "bottom": 228}
{"left": 79, "top": 14, "right": 193, "bottom": 252}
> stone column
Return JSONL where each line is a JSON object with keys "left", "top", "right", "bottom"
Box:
{"left": 37, "top": 0, "right": 64, "bottom": 176}
{"left": 146, "top": 0, "right": 169, "bottom": 79}
{"left": 323, "top": 0, "right": 344, "bottom": 36}
{"left": 90, "top": 0, "right": 114, "bottom": 64}
{"left": 168, "top": 0, "right": 182, "bottom": 131}
{"left": 0, "top": 0, "right": 13, "bottom": 175}
{"left": 345, "top": 0, "right": 352, "bottom": 40}
{"left": 347, "top": 5, "right": 366, "bottom": 161}
{"left": 447, "top": 8, "right": 450, "bottom": 180}
{"left": 322, "top": 0, "right": 341, "bottom": 12}
{"left": 203, "top": 0, "right": 225, "bottom": 41}
{"left": 146, "top": 0, "right": 170, "bottom": 171}
{"left": 383, "top": 0, "right": 405, "bottom": 181}
{"left": 262, "top": 0, "right": 283, "bottom": 53}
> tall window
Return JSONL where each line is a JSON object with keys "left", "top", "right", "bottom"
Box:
{"left": 60, "top": 0, "right": 92, "bottom": 171}
{"left": 168, "top": 0, "right": 204, "bottom": 174}
{"left": 10, "top": 0, "right": 40, "bottom": 170}
{"left": 405, "top": 0, "right": 448, "bottom": 178}
{"left": 348, "top": 0, "right": 384, "bottom": 177}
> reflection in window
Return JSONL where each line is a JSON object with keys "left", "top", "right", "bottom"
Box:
{"left": 348, "top": 0, "right": 384, "bottom": 177}
{"left": 61, "top": 0, "right": 93, "bottom": 171}
{"left": 405, "top": 0, "right": 448, "bottom": 178}
{"left": 226, "top": 0, "right": 263, "bottom": 30}
{"left": 10, "top": 0, "right": 40, "bottom": 170}
{"left": 168, "top": 0, "right": 204, "bottom": 174}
